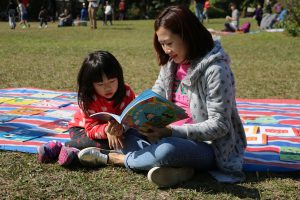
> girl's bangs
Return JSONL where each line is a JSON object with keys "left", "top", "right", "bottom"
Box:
{"left": 88, "top": 67, "right": 104, "bottom": 83}
{"left": 89, "top": 64, "right": 118, "bottom": 83}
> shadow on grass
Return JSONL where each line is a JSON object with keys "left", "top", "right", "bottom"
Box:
{"left": 59, "top": 161, "right": 107, "bottom": 172}
{"left": 245, "top": 171, "right": 300, "bottom": 182}
{"left": 100, "top": 27, "right": 134, "bottom": 31}
{"left": 168, "top": 172, "right": 261, "bottom": 199}
{"left": 108, "top": 23, "right": 135, "bottom": 26}
{"left": 161, "top": 171, "right": 299, "bottom": 198}
{"left": 59, "top": 164, "right": 299, "bottom": 199}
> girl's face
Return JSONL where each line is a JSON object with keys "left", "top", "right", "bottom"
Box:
{"left": 93, "top": 73, "right": 118, "bottom": 99}
{"left": 156, "top": 27, "right": 188, "bottom": 64}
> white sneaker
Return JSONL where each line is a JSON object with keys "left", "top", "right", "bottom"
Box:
{"left": 147, "top": 167, "right": 194, "bottom": 188}
{"left": 78, "top": 147, "right": 108, "bottom": 167}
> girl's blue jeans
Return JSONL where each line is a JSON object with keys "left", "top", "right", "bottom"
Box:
{"left": 121, "top": 129, "right": 216, "bottom": 172}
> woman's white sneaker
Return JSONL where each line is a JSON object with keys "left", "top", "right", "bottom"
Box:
{"left": 147, "top": 166, "right": 194, "bottom": 188}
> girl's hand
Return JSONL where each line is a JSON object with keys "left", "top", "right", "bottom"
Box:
{"left": 139, "top": 126, "right": 172, "bottom": 139}
{"left": 107, "top": 134, "right": 124, "bottom": 150}
{"left": 105, "top": 120, "right": 124, "bottom": 136}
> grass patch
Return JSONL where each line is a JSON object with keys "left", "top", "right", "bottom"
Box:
{"left": 0, "top": 18, "right": 299, "bottom": 199}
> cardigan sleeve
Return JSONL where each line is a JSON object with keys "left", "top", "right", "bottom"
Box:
{"left": 82, "top": 106, "right": 109, "bottom": 139}
{"left": 152, "top": 66, "right": 167, "bottom": 98}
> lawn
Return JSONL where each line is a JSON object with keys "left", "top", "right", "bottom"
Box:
{"left": 0, "top": 18, "right": 299, "bottom": 199}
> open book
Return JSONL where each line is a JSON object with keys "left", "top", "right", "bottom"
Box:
{"left": 91, "top": 89, "right": 188, "bottom": 132}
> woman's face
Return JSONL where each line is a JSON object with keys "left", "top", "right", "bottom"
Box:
{"left": 93, "top": 73, "right": 118, "bottom": 99}
{"left": 156, "top": 27, "right": 188, "bottom": 64}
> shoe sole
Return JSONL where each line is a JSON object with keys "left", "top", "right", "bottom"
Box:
{"left": 78, "top": 147, "right": 109, "bottom": 167}
{"left": 78, "top": 147, "right": 118, "bottom": 155}
{"left": 147, "top": 167, "right": 194, "bottom": 188}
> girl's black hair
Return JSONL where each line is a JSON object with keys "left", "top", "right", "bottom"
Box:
{"left": 77, "top": 50, "right": 126, "bottom": 115}
{"left": 154, "top": 5, "right": 214, "bottom": 65}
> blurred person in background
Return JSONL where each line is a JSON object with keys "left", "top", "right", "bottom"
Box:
{"left": 88, "top": 0, "right": 99, "bottom": 29}
{"left": 7, "top": 0, "right": 17, "bottom": 29}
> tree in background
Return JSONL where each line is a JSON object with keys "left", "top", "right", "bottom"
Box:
{"left": 123, "top": 0, "right": 191, "bottom": 19}
{"left": 48, "top": 0, "right": 56, "bottom": 22}
{"left": 4, "top": 0, "right": 294, "bottom": 21}
{"left": 282, "top": 0, "right": 300, "bottom": 36}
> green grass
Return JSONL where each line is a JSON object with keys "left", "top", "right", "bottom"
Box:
{"left": 0, "top": 18, "right": 300, "bottom": 199}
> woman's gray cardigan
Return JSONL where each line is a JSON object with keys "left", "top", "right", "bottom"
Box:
{"left": 152, "top": 41, "right": 247, "bottom": 183}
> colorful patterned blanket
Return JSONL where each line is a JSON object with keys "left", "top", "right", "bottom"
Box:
{"left": 238, "top": 98, "right": 300, "bottom": 172}
{"left": 0, "top": 88, "right": 299, "bottom": 172}
{"left": 0, "top": 88, "right": 76, "bottom": 153}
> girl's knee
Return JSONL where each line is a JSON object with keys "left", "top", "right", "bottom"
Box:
{"left": 154, "top": 140, "right": 178, "bottom": 159}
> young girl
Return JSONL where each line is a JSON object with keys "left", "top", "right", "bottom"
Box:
{"left": 37, "top": 50, "right": 136, "bottom": 166}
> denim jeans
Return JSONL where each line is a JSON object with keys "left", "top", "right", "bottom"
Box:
{"left": 40, "top": 18, "right": 48, "bottom": 27}
{"left": 195, "top": 3, "right": 204, "bottom": 22}
{"left": 224, "top": 22, "right": 237, "bottom": 32}
{"left": 121, "top": 129, "right": 216, "bottom": 172}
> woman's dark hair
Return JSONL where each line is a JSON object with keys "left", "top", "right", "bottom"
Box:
{"left": 229, "top": 2, "right": 237, "bottom": 8}
{"left": 77, "top": 50, "right": 126, "bottom": 115}
{"left": 154, "top": 5, "right": 214, "bottom": 65}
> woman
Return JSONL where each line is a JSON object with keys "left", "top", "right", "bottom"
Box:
{"left": 223, "top": 2, "right": 240, "bottom": 32}
{"left": 78, "top": 5, "right": 246, "bottom": 188}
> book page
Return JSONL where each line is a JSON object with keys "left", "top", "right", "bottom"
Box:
{"left": 91, "top": 112, "right": 122, "bottom": 124}
{"left": 120, "top": 89, "right": 159, "bottom": 118}
{"left": 122, "top": 95, "right": 187, "bottom": 132}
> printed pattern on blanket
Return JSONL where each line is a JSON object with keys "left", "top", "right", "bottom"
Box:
{"left": 0, "top": 88, "right": 76, "bottom": 153}
{"left": 0, "top": 88, "right": 299, "bottom": 172}
{"left": 237, "top": 98, "right": 300, "bottom": 172}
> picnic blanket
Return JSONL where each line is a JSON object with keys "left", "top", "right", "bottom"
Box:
{"left": 238, "top": 98, "right": 300, "bottom": 172}
{"left": 0, "top": 88, "right": 299, "bottom": 172}
{"left": 208, "top": 29, "right": 281, "bottom": 37}
{"left": 0, "top": 88, "right": 76, "bottom": 153}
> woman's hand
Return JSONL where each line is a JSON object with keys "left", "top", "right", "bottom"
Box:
{"left": 139, "top": 126, "right": 172, "bottom": 139}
